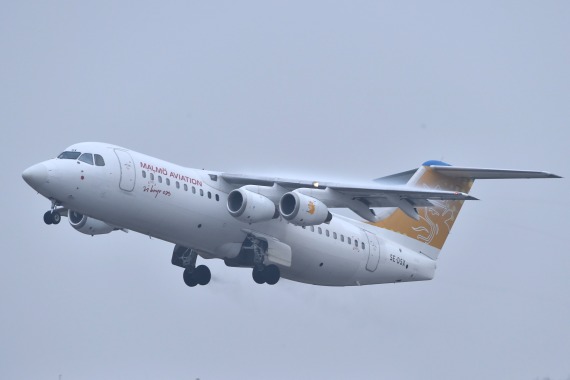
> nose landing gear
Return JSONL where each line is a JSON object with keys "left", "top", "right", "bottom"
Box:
{"left": 43, "top": 201, "right": 63, "bottom": 225}
{"left": 43, "top": 210, "right": 61, "bottom": 225}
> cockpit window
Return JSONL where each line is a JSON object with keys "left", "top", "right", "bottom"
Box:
{"left": 78, "top": 153, "right": 94, "bottom": 165}
{"left": 94, "top": 154, "right": 105, "bottom": 166}
{"left": 58, "top": 151, "right": 81, "bottom": 160}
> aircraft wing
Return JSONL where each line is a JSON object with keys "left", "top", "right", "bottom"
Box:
{"left": 325, "top": 185, "right": 475, "bottom": 202}
{"left": 221, "top": 163, "right": 560, "bottom": 222}
{"left": 220, "top": 173, "right": 476, "bottom": 221}
{"left": 220, "top": 173, "right": 474, "bottom": 200}
{"left": 426, "top": 165, "right": 561, "bottom": 179}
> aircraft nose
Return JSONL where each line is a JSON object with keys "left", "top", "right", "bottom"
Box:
{"left": 22, "top": 163, "right": 48, "bottom": 189}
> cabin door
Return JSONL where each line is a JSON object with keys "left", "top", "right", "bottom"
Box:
{"left": 114, "top": 149, "right": 136, "bottom": 191}
{"left": 364, "top": 231, "right": 380, "bottom": 272}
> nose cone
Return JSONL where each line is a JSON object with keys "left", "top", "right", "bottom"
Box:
{"left": 22, "top": 163, "right": 48, "bottom": 189}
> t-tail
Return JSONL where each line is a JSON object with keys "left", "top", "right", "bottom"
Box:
{"left": 372, "top": 160, "right": 560, "bottom": 260}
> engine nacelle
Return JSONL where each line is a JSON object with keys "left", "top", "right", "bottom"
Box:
{"left": 279, "top": 192, "right": 332, "bottom": 226}
{"left": 227, "top": 188, "right": 279, "bottom": 223}
{"left": 69, "top": 210, "right": 115, "bottom": 235}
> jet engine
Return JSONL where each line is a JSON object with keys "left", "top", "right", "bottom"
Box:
{"left": 69, "top": 210, "right": 116, "bottom": 235}
{"left": 279, "top": 192, "right": 332, "bottom": 226}
{"left": 227, "top": 188, "right": 279, "bottom": 223}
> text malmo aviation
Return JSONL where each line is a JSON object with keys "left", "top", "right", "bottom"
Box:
{"left": 22, "top": 143, "right": 560, "bottom": 288}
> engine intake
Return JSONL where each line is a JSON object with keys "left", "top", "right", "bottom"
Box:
{"left": 69, "top": 211, "right": 115, "bottom": 235}
{"left": 279, "top": 192, "right": 332, "bottom": 226}
{"left": 227, "top": 188, "right": 279, "bottom": 223}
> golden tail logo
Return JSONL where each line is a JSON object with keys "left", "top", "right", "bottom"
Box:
{"left": 372, "top": 161, "right": 473, "bottom": 250}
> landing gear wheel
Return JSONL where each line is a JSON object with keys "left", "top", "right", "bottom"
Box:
{"left": 51, "top": 211, "right": 61, "bottom": 225}
{"left": 195, "top": 265, "right": 211, "bottom": 285}
{"left": 183, "top": 268, "right": 198, "bottom": 287}
{"left": 43, "top": 211, "right": 53, "bottom": 225}
{"left": 264, "top": 265, "right": 280, "bottom": 285}
{"left": 252, "top": 268, "right": 266, "bottom": 284}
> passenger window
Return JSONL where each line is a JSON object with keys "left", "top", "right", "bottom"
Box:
{"left": 333, "top": 232, "right": 337, "bottom": 239}
{"left": 184, "top": 184, "right": 188, "bottom": 191}
{"left": 192, "top": 186, "right": 196, "bottom": 194}
{"left": 200, "top": 189, "right": 204, "bottom": 196}
{"left": 310, "top": 226, "right": 314, "bottom": 232}
{"left": 166, "top": 178, "right": 170, "bottom": 186}
{"left": 362, "top": 242, "right": 365, "bottom": 249}
{"left": 94, "top": 154, "right": 105, "bottom": 166}
{"left": 158, "top": 176, "right": 162, "bottom": 183}
{"left": 78, "top": 153, "right": 94, "bottom": 165}
{"left": 215, "top": 194, "right": 219, "bottom": 201}
{"left": 208, "top": 191, "right": 211, "bottom": 199}
{"left": 318, "top": 227, "right": 322, "bottom": 234}
{"left": 176, "top": 181, "right": 180, "bottom": 189}
{"left": 326, "top": 230, "right": 330, "bottom": 237}
{"left": 355, "top": 240, "right": 358, "bottom": 247}
{"left": 142, "top": 171, "right": 146, "bottom": 179}
{"left": 340, "top": 235, "right": 344, "bottom": 242}
{"left": 348, "top": 237, "right": 351, "bottom": 245}
{"left": 150, "top": 173, "right": 154, "bottom": 181}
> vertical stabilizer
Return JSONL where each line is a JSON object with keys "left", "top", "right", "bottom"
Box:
{"left": 372, "top": 161, "right": 474, "bottom": 256}
{"left": 372, "top": 161, "right": 559, "bottom": 259}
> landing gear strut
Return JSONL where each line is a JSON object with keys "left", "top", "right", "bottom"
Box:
{"left": 172, "top": 246, "right": 211, "bottom": 287}
{"left": 249, "top": 235, "right": 281, "bottom": 285}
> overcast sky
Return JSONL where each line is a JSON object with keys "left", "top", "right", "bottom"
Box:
{"left": 1, "top": 1, "right": 569, "bottom": 379}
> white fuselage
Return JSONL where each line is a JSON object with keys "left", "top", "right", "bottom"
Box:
{"left": 26, "top": 142, "right": 437, "bottom": 286}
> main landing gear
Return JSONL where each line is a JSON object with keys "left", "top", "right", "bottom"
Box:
{"left": 250, "top": 235, "right": 281, "bottom": 286}
{"left": 172, "top": 245, "right": 211, "bottom": 287}
{"left": 252, "top": 264, "right": 280, "bottom": 285}
{"left": 173, "top": 234, "right": 283, "bottom": 288}
{"left": 183, "top": 265, "right": 211, "bottom": 287}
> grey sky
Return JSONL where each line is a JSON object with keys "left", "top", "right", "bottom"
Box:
{"left": 1, "top": 1, "right": 569, "bottom": 379}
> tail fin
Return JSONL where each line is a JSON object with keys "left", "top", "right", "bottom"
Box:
{"left": 373, "top": 161, "right": 472, "bottom": 256}
{"left": 372, "top": 161, "right": 559, "bottom": 259}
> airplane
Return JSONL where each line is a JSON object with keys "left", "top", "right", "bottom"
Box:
{"left": 22, "top": 142, "right": 560, "bottom": 288}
